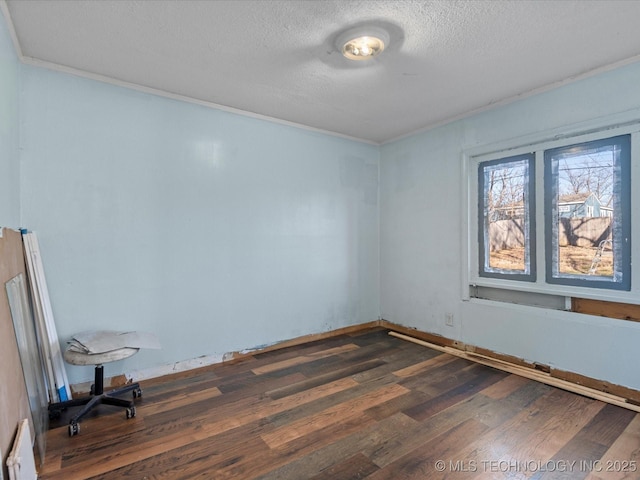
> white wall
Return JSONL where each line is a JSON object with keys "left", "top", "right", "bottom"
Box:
{"left": 0, "top": 9, "right": 20, "bottom": 227}
{"left": 380, "top": 61, "right": 640, "bottom": 390}
{"left": 19, "top": 66, "right": 380, "bottom": 384}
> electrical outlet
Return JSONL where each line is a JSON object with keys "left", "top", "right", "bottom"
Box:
{"left": 445, "top": 313, "right": 454, "bottom": 327}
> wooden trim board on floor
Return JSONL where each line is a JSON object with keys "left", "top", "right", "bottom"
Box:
{"left": 389, "top": 330, "right": 640, "bottom": 414}
{"left": 380, "top": 320, "right": 640, "bottom": 405}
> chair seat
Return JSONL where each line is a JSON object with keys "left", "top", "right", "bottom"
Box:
{"left": 64, "top": 346, "right": 139, "bottom": 366}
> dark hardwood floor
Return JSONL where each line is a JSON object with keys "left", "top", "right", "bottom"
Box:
{"left": 41, "top": 328, "right": 640, "bottom": 479}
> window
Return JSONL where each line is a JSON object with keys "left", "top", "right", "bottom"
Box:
{"left": 468, "top": 130, "right": 633, "bottom": 298}
{"left": 478, "top": 154, "right": 535, "bottom": 281}
{"left": 545, "top": 135, "right": 631, "bottom": 290}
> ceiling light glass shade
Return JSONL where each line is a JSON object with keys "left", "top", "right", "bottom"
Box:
{"left": 336, "top": 26, "right": 390, "bottom": 61}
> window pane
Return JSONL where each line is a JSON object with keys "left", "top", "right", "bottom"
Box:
{"left": 479, "top": 154, "right": 535, "bottom": 280}
{"left": 545, "top": 135, "right": 631, "bottom": 290}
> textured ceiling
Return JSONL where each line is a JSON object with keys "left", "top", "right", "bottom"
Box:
{"left": 5, "top": 0, "right": 640, "bottom": 144}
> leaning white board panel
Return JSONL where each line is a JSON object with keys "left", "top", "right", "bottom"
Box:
{"left": 27, "top": 233, "right": 70, "bottom": 399}
{"left": 22, "top": 231, "right": 71, "bottom": 402}
{"left": 21, "top": 234, "right": 56, "bottom": 403}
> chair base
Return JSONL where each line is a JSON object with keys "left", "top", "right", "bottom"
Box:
{"left": 48, "top": 364, "right": 142, "bottom": 436}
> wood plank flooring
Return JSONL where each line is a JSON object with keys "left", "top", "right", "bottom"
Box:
{"left": 41, "top": 328, "right": 640, "bottom": 479}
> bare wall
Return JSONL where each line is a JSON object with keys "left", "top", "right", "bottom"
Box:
{"left": 380, "top": 60, "right": 640, "bottom": 390}
{"left": 19, "top": 65, "right": 380, "bottom": 385}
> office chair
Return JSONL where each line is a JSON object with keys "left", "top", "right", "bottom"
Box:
{"left": 48, "top": 346, "right": 142, "bottom": 436}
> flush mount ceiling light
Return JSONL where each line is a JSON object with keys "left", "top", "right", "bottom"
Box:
{"left": 336, "top": 26, "right": 390, "bottom": 61}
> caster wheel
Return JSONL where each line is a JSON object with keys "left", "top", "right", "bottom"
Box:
{"left": 90, "top": 384, "right": 95, "bottom": 395}
{"left": 69, "top": 423, "right": 80, "bottom": 437}
{"left": 133, "top": 388, "right": 142, "bottom": 399}
{"left": 126, "top": 406, "right": 136, "bottom": 419}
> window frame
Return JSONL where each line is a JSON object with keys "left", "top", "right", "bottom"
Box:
{"left": 544, "top": 134, "right": 631, "bottom": 291}
{"left": 477, "top": 153, "right": 536, "bottom": 282}
{"left": 463, "top": 122, "right": 640, "bottom": 305}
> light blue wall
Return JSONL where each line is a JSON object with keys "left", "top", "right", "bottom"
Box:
{"left": 19, "top": 66, "right": 380, "bottom": 384}
{"left": 380, "top": 61, "right": 640, "bottom": 390}
{"left": 0, "top": 10, "right": 19, "bottom": 227}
